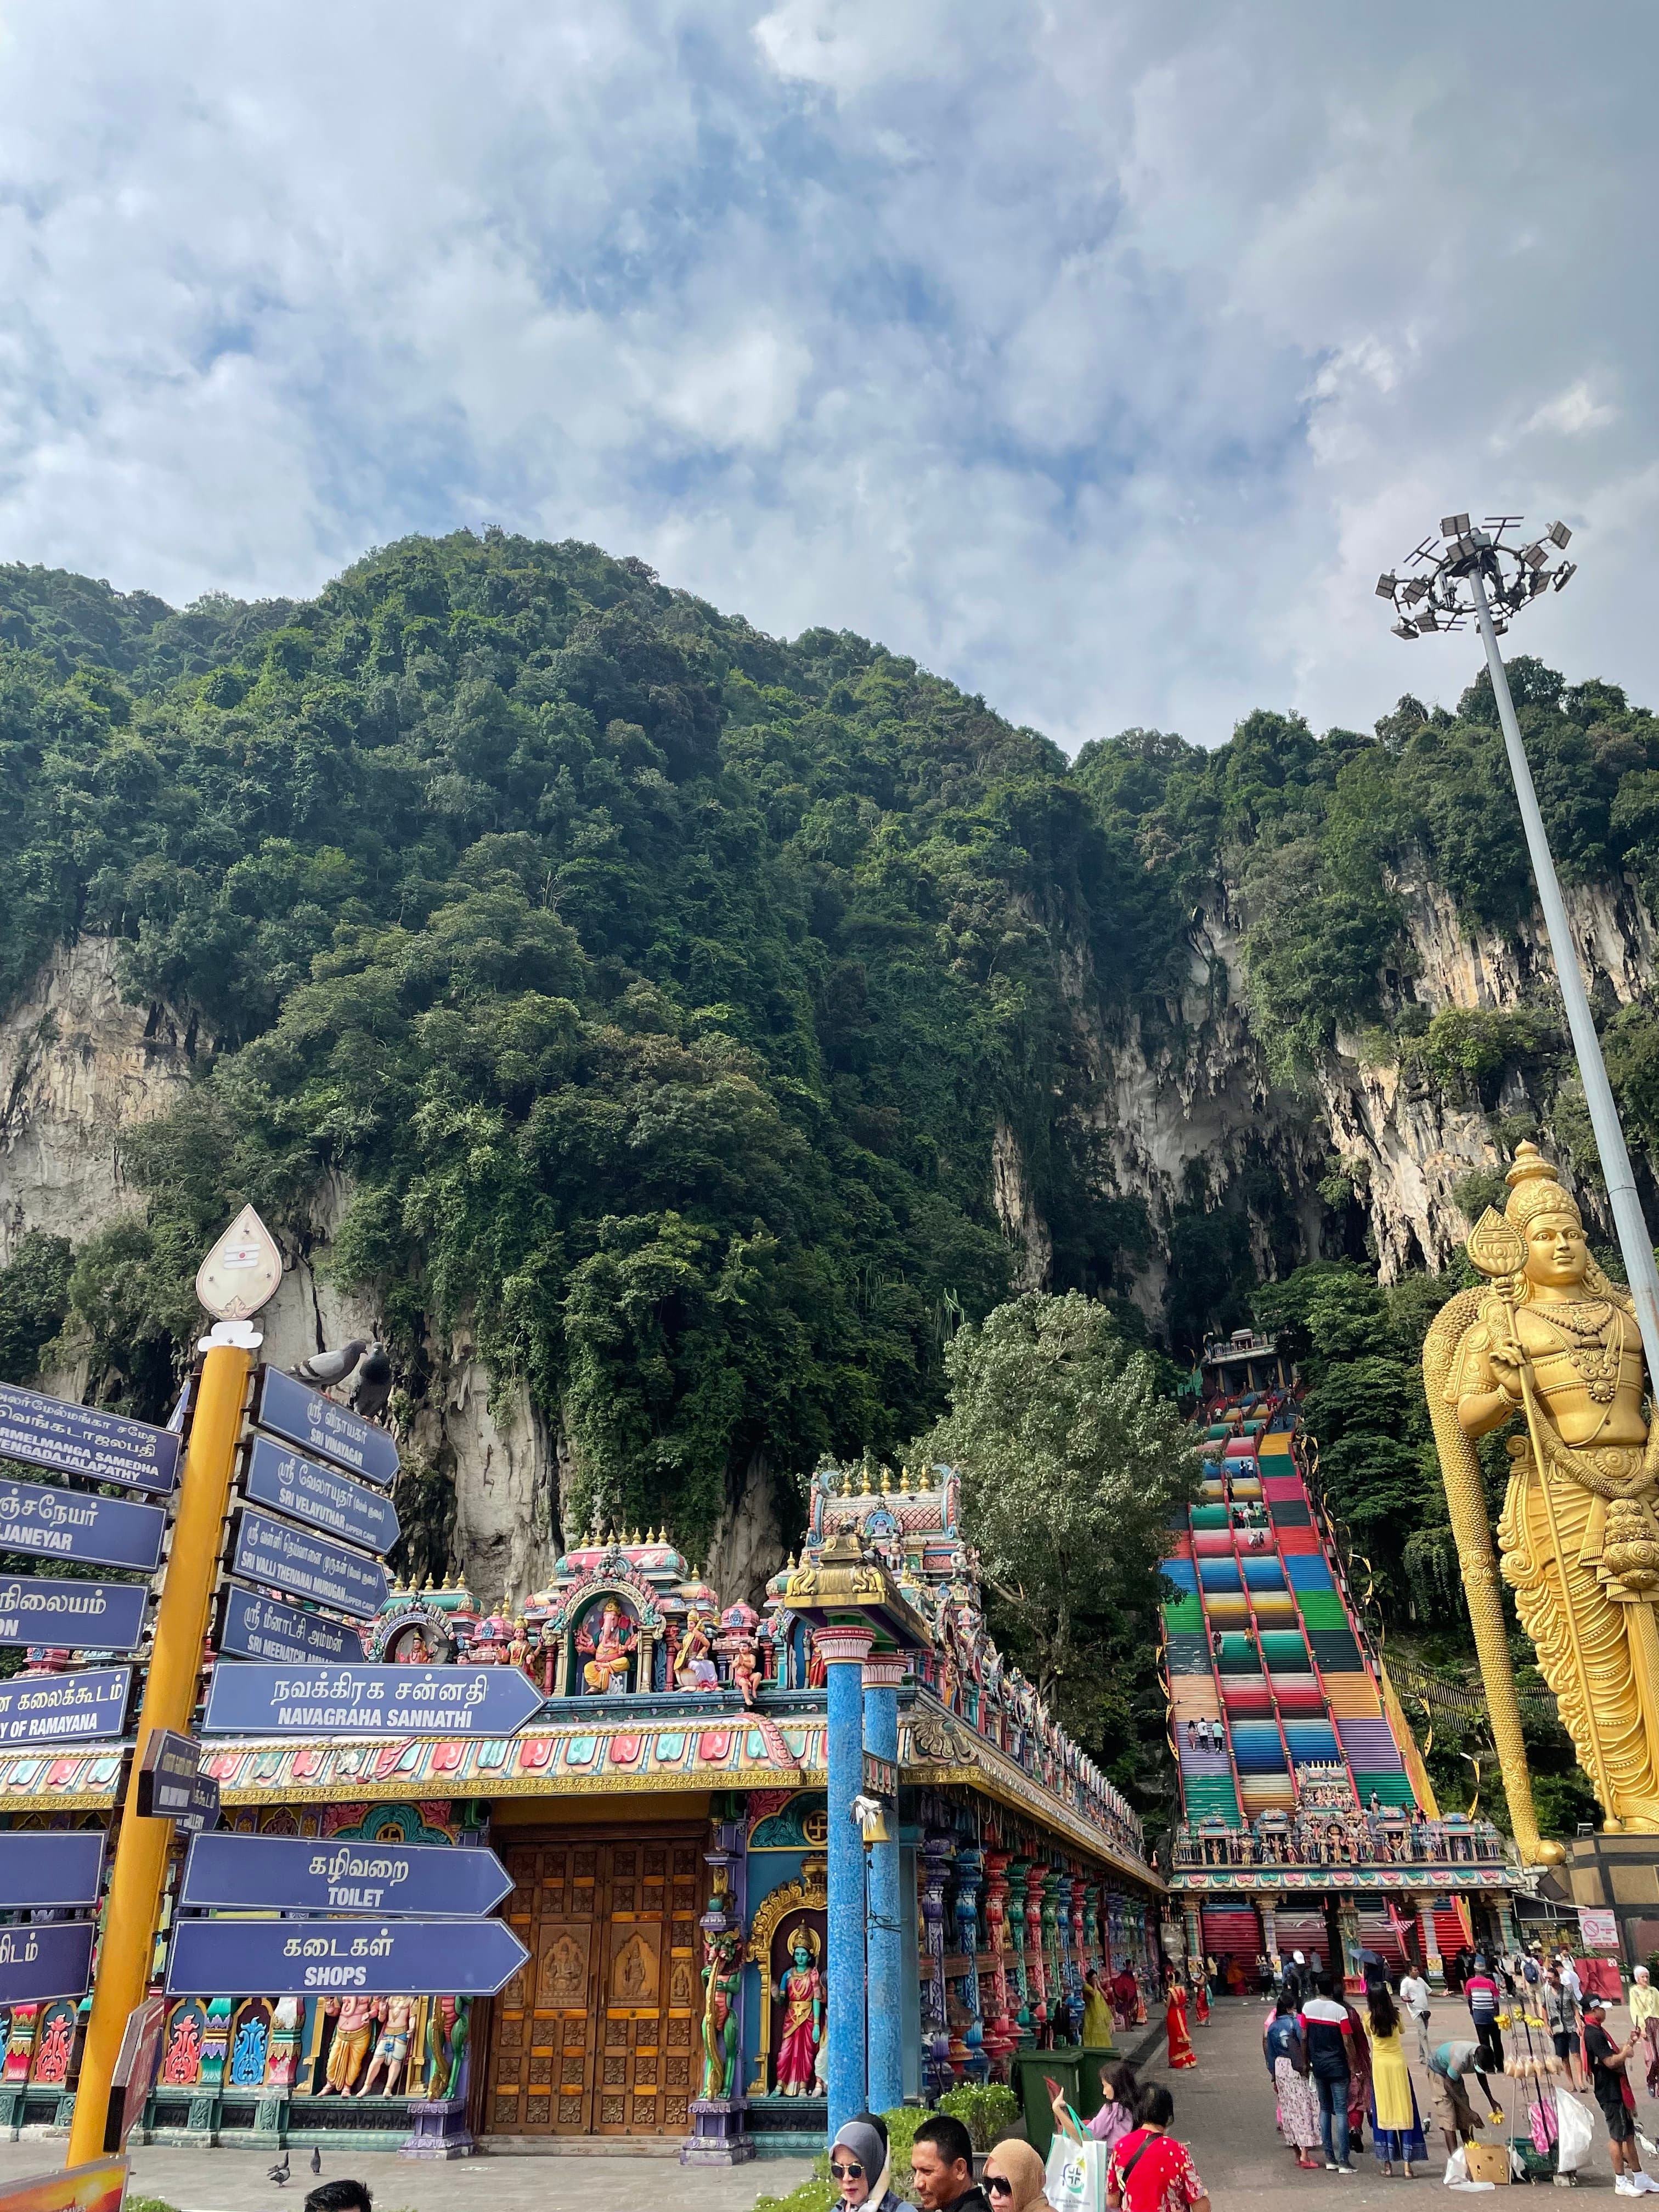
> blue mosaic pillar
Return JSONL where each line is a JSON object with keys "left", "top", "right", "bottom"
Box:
{"left": 821, "top": 1622, "right": 874, "bottom": 2137}
{"left": 862, "top": 1653, "right": 906, "bottom": 2116}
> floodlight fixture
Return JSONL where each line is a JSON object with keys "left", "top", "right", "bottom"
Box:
{"left": 1370, "top": 509, "right": 1659, "bottom": 1403}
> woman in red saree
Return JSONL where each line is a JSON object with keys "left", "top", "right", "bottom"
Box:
{"left": 1166, "top": 1976, "right": 1197, "bottom": 2069}
{"left": 1193, "top": 1966, "right": 1211, "bottom": 2025}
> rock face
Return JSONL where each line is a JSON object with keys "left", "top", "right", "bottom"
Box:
{"left": 1, "top": 878, "right": 1654, "bottom": 1605}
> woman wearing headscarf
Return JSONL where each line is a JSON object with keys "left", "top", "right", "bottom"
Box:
{"left": 1264, "top": 1991, "right": 1322, "bottom": 2169}
{"left": 983, "top": 2138, "right": 1052, "bottom": 2211}
{"left": 831, "top": 2112, "right": 916, "bottom": 2212}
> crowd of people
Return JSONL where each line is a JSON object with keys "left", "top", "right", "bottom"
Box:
{"left": 1254, "top": 1941, "right": 1659, "bottom": 2191}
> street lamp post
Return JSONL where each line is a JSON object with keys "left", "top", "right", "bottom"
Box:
{"left": 1376, "top": 515, "right": 1659, "bottom": 1385}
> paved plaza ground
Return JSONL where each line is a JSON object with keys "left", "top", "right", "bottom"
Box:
{"left": 5, "top": 1987, "right": 1658, "bottom": 2210}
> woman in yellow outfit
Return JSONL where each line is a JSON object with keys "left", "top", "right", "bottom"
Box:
{"left": 1367, "top": 1985, "right": 1427, "bottom": 2178}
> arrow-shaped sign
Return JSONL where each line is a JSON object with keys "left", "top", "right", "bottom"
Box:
{"left": 203, "top": 1660, "right": 545, "bottom": 1738}
{"left": 166, "top": 1916, "right": 529, "bottom": 1997}
{"left": 229, "top": 1509, "right": 391, "bottom": 1620}
{"left": 0, "top": 1476, "right": 166, "bottom": 1572}
{"left": 180, "top": 1833, "right": 514, "bottom": 1918}
{"left": 240, "top": 1435, "right": 399, "bottom": 1555}
{"left": 0, "top": 1577, "right": 150, "bottom": 1651}
{"left": 0, "top": 1665, "right": 132, "bottom": 1745}
{"left": 0, "top": 1921, "right": 96, "bottom": 2004}
{"left": 216, "top": 1584, "right": 364, "bottom": 1667}
{"left": 0, "top": 1830, "right": 106, "bottom": 1908}
{"left": 255, "top": 1368, "right": 399, "bottom": 1487}
{"left": 0, "top": 1380, "right": 179, "bottom": 1494}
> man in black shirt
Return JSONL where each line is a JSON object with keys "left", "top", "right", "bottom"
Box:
{"left": 1582, "top": 1998, "right": 1650, "bottom": 2194}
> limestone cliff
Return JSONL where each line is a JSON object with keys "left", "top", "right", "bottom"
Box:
{"left": 1, "top": 874, "right": 1653, "bottom": 1607}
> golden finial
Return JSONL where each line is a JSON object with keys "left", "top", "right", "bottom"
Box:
{"left": 627, "top": 1525, "right": 640, "bottom": 1547}
{"left": 881, "top": 1465, "right": 893, "bottom": 1496}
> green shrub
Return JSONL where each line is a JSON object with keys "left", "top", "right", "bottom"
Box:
{"left": 938, "top": 2081, "right": 1020, "bottom": 2149}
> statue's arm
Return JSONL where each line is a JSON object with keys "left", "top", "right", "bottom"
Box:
{"left": 1449, "top": 1319, "right": 1524, "bottom": 1438}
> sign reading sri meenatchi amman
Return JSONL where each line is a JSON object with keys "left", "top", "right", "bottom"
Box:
{"left": 216, "top": 1584, "right": 363, "bottom": 1667}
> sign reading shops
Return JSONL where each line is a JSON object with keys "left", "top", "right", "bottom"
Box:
{"left": 167, "top": 1915, "right": 528, "bottom": 1997}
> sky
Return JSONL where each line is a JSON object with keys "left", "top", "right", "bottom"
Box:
{"left": 0, "top": 0, "right": 1652, "bottom": 754}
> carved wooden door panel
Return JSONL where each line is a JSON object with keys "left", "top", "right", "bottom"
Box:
{"left": 486, "top": 1841, "right": 601, "bottom": 2135}
{"left": 593, "top": 1839, "right": 703, "bottom": 2133}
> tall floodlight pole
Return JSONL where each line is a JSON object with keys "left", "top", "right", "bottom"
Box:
{"left": 1377, "top": 515, "right": 1659, "bottom": 1385}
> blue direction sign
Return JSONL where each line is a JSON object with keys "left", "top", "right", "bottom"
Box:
{"left": 0, "top": 1921, "right": 95, "bottom": 2004}
{"left": 0, "top": 1476, "right": 166, "bottom": 1573}
{"left": 203, "top": 1661, "right": 544, "bottom": 1738}
{"left": 217, "top": 1584, "right": 363, "bottom": 1666}
{"left": 255, "top": 1368, "right": 399, "bottom": 1488}
{"left": 181, "top": 1833, "right": 513, "bottom": 1917}
{"left": 0, "top": 1577, "right": 149, "bottom": 1650}
{"left": 0, "top": 1665, "right": 131, "bottom": 1745}
{"left": 230, "top": 1509, "right": 390, "bottom": 1621}
{"left": 240, "top": 1435, "right": 399, "bottom": 1556}
{"left": 0, "top": 1380, "right": 179, "bottom": 1494}
{"left": 0, "top": 1830, "right": 105, "bottom": 1908}
{"left": 168, "top": 1915, "right": 528, "bottom": 1997}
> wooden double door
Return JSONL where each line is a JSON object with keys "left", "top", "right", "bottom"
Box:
{"left": 484, "top": 1832, "right": 703, "bottom": 2136}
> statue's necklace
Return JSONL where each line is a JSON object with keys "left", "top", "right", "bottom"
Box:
{"left": 1538, "top": 1299, "right": 1621, "bottom": 1404}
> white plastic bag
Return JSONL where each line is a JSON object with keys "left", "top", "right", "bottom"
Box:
{"left": 1046, "top": 2136, "right": 1106, "bottom": 2212}
{"left": 1554, "top": 2093, "right": 1595, "bottom": 2176}
{"left": 1441, "top": 2148, "right": 1496, "bottom": 2192}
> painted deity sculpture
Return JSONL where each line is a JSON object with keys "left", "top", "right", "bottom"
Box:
{"left": 772, "top": 1925, "right": 823, "bottom": 2096}
{"left": 1426, "top": 1143, "right": 1659, "bottom": 1853}
{"left": 579, "top": 1599, "right": 637, "bottom": 1693}
{"left": 318, "top": 1993, "right": 377, "bottom": 2094}
{"left": 698, "top": 1925, "right": 743, "bottom": 2099}
{"left": 675, "top": 1612, "right": 721, "bottom": 1691}
{"left": 357, "top": 1994, "right": 418, "bottom": 2097}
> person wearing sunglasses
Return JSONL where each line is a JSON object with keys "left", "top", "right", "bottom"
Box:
{"left": 981, "top": 2139, "right": 1053, "bottom": 2209}
{"left": 830, "top": 2112, "right": 916, "bottom": 2211}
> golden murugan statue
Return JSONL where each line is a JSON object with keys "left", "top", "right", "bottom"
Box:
{"left": 1425, "top": 1143, "right": 1659, "bottom": 1860}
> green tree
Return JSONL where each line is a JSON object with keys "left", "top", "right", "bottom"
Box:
{"left": 921, "top": 1291, "right": 1197, "bottom": 1796}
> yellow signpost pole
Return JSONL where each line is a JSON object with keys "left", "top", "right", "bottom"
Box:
{"left": 67, "top": 1341, "right": 251, "bottom": 2164}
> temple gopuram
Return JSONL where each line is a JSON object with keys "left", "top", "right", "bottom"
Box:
{"left": 0, "top": 1458, "right": 1164, "bottom": 2159}
{"left": 1165, "top": 1351, "right": 1524, "bottom": 1989}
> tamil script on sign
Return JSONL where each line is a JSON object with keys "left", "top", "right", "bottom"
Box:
{"left": 0, "top": 1577, "right": 150, "bottom": 1650}
{"left": 0, "top": 1666, "right": 131, "bottom": 1744}
{"left": 217, "top": 1585, "right": 362, "bottom": 1666}
{"left": 230, "top": 1509, "right": 390, "bottom": 1620}
{"left": 255, "top": 1368, "right": 399, "bottom": 1487}
{"left": 203, "top": 1659, "right": 544, "bottom": 1737}
{"left": 180, "top": 1831, "right": 513, "bottom": 1918}
{"left": 240, "top": 1435, "right": 399, "bottom": 1555}
{"left": 0, "top": 1478, "right": 166, "bottom": 1572}
{"left": 0, "top": 1380, "right": 179, "bottom": 1493}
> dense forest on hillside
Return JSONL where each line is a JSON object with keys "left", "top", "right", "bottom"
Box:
{"left": 4, "top": 532, "right": 1659, "bottom": 1821}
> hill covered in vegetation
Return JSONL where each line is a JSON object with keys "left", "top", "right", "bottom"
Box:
{"left": 1, "top": 531, "right": 1658, "bottom": 1828}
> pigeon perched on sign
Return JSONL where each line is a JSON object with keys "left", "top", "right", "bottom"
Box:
{"left": 294, "top": 1340, "right": 368, "bottom": 1391}
{"left": 349, "top": 1345, "right": 393, "bottom": 1421}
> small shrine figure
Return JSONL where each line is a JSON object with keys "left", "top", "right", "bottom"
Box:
{"left": 318, "top": 1993, "right": 377, "bottom": 2094}
{"left": 698, "top": 1926, "right": 743, "bottom": 2099}
{"left": 730, "top": 1634, "right": 760, "bottom": 1707}
{"left": 356, "top": 1994, "right": 417, "bottom": 2097}
{"left": 772, "top": 1923, "right": 824, "bottom": 2097}
{"left": 579, "top": 1598, "right": 637, "bottom": 1692}
{"left": 674, "top": 1611, "right": 721, "bottom": 1691}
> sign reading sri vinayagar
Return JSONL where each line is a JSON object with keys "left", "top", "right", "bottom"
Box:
{"left": 1424, "top": 1141, "right": 1659, "bottom": 1858}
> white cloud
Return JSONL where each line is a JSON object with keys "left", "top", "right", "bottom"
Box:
{"left": 0, "top": 0, "right": 1651, "bottom": 752}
